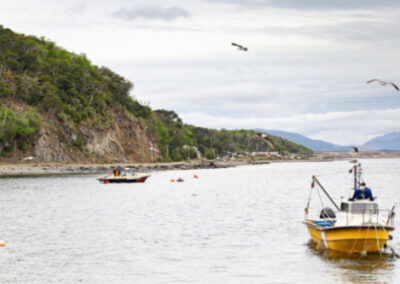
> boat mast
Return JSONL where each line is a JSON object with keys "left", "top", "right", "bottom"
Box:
{"left": 353, "top": 165, "right": 357, "bottom": 189}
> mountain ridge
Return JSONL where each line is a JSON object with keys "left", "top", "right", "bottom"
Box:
{"left": 255, "top": 129, "right": 351, "bottom": 152}
{"left": 363, "top": 132, "right": 400, "bottom": 151}
{"left": 256, "top": 129, "right": 400, "bottom": 152}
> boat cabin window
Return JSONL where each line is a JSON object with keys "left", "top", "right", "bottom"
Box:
{"left": 350, "top": 202, "right": 378, "bottom": 214}
{"left": 340, "top": 202, "right": 349, "bottom": 212}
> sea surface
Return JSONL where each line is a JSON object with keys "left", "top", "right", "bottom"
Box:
{"left": 1, "top": 159, "right": 400, "bottom": 283}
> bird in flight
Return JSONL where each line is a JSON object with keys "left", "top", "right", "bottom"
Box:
{"left": 255, "top": 133, "right": 274, "bottom": 149}
{"left": 367, "top": 79, "right": 399, "bottom": 91}
{"left": 231, "top": 42, "right": 248, "bottom": 51}
{"left": 351, "top": 146, "right": 359, "bottom": 153}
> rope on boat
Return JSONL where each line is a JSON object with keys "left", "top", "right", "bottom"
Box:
{"left": 387, "top": 245, "right": 400, "bottom": 258}
{"left": 372, "top": 221, "right": 382, "bottom": 258}
{"left": 359, "top": 225, "right": 370, "bottom": 259}
{"left": 377, "top": 221, "right": 400, "bottom": 258}
{"left": 306, "top": 176, "right": 337, "bottom": 222}
{"left": 349, "top": 224, "right": 363, "bottom": 256}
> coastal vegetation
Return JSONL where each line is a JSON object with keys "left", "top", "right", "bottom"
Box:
{"left": 0, "top": 25, "right": 312, "bottom": 162}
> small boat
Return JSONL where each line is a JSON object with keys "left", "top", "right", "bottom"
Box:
{"left": 304, "top": 161, "right": 395, "bottom": 254}
{"left": 98, "top": 167, "right": 150, "bottom": 184}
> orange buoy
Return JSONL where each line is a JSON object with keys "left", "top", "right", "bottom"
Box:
{"left": 193, "top": 174, "right": 198, "bottom": 179}
{"left": 170, "top": 179, "right": 175, "bottom": 182}
{"left": 0, "top": 240, "right": 5, "bottom": 247}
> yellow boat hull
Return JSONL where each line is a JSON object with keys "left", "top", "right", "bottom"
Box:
{"left": 306, "top": 222, "right": 393, "bottom": 253}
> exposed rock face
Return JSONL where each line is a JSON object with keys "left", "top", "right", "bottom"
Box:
{"left": 35, "top": 127, "right": 71, "bottom": 162}
{"left": 82, "top": 120, "right": 156, "bottom": 163}
{"left": 32, "top": 112, "right": 159, "bottom": 163}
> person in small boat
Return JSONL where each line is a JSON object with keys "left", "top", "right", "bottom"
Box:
{"left": 113, "top": 166, "right": 124, "bottom": 177}
{"left": 361, "top": 182, "right": 374, "bottom": 201}
{"left": 349, "top": 182, "right": 374, "bottom": 201}
{"left": 350, "top": 187, "right": 363, "bottom": 201}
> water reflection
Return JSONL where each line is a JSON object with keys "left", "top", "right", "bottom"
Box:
{"left": 307, "top": 242, "right": 396, "bottom": 283}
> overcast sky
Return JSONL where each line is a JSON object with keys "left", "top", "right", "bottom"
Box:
{"left": 2, "top": 0, "right": 400, "bottom": 145}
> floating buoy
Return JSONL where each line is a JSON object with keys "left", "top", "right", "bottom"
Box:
{"left": 170, "top": 179, "right": 175, "bottom": 182}
{"left": 177, "top": 178, "right": 184, "bottom": 182}
{"left": 193, "top": 174, "right": 198, "bottom": 179}
{"left": 0, "top": 240, "right": 5, "bottom": 247}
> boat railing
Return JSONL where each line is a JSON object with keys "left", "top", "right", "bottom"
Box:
{"left": 344, "top": 209, "right": 394, "bottom": 226}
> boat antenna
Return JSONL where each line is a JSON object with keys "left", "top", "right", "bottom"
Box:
{"left": 353, "top": 165, "right": 357, "bottom": 189}
{"left": 352, "top": 163, "right": 363, "bottom": 189}
{"left": 349, "top": 160, "right": 362, "bottom": 189}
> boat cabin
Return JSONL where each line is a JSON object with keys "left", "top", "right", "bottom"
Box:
{"left": 340, "top": 201, "right": 378, "bottom": 214}
{"left": 112, "top": 167, "right": 133, "bottom": 177}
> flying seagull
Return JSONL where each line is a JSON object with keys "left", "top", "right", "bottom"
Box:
{"left": 231, "top": 42, "right": 248, "bottom": 51}
{"left": 351, "top": 146, "right": 359, "bottom": 153}
{"left": 255, "top": 133, "right": 274, "bottom": 149}
{"left": 367, "top": 79, "right": 399, "bottom": 91}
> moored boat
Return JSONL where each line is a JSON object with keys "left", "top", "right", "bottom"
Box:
{"left": 304, "top": 161, "right": 395, "bottom": 254}
{"left": 98, "top": 167, "right": 150, "bottom": 184}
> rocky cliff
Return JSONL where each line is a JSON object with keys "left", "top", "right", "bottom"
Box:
{"left": 1, "top": 100, "right": 159, "bottom": 163}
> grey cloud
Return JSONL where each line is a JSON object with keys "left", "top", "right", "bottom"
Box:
{"left": 112, "top": 6, "right": 190, "bottom": 21}
{"left": 267, "top": 0, "right": 400, "bottom": 10}
{"left": 305, "top": 21, "right": 400, "bottom": 42}
{"left": 253, "top": 18, "right": 400, "bottom": 43}
{"left": 208, "top": 0, "right": 400, "bottom": 10}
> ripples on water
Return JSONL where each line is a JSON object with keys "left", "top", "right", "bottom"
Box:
{"left": 0, "top": 159, "right": 399, "bottom": 283}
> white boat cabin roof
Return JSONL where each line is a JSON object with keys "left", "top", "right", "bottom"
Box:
{"left": 340, "top": 200, "right": 378, "bottom": 214}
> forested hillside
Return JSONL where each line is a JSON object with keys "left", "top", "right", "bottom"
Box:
{"left": 0, "top": 25, "right": 312, "bottom": 162}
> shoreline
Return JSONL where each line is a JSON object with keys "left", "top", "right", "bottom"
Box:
{"left": 0, "top": 160, "right": 270, "bottom": 177}
{"left": 1, "top": 155, "right": 400, "bottom": 177}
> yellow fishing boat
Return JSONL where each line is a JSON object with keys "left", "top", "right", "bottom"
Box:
{"left": 304, "top": 161, "right": 395, "bottom": 254}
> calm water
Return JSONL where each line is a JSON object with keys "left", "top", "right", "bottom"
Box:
{"left": 1, "top": 159, "right": 400, "bottom": 283}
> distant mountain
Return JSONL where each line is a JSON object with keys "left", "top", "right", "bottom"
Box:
{"left": 255, "top": 129, "right": 351, "bottom": 152}
{"left": 363, "top": 132, "right": 400, "bottom": 151}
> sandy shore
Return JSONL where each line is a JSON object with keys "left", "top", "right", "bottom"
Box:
{"left": 0, "top": 160, "right": 271, "bottom": 177}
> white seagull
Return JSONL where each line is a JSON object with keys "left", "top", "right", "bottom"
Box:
{"left": 367, "top": 79, "right": 399, "bottom": 91}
